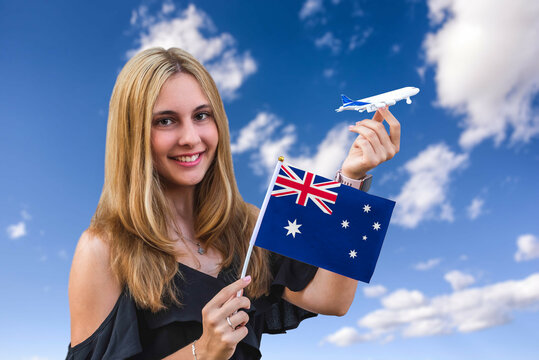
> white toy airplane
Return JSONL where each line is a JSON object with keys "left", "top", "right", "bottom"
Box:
{"left": 335, "top": 86, "right": 420, "bottom": 113}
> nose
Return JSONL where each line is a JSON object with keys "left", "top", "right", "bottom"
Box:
{"left": 177, "top": 120, "right": 201, "bottom": 147}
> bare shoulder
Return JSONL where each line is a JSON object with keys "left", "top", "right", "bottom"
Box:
{"left": 68, "top": 229, "right": 122, "bottom": 347}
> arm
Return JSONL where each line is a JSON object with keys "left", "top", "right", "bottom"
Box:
{"left": 69, "top": 230, "right": 122, "bottom": 346}
{"left": 284, "top": 106, "right": 401, "bottom": 316}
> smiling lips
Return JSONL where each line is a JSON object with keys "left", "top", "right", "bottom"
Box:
{"left": 169, "top": 152, "right": 204, "bottom": 167}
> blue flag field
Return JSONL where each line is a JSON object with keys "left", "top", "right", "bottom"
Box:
{"left": 255, "top": 163, "right": 396, "bottom": 283}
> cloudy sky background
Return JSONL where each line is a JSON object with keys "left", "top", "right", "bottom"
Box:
{"left": 1, "top": 0, "right": 538, "bottom": 359}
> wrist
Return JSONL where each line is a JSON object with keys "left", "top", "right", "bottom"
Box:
{"left": 192, "top": 338, "right": 209, "bottom": 360}
{"left": 334, "top": 169, "right": 373, "bottom": 192}
{"left": 341, "top": 168, "right": 367, "bottom": 180}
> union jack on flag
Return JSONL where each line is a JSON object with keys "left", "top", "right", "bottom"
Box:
{"left": 271, "top": 164, "right": 341, "bottom": 215}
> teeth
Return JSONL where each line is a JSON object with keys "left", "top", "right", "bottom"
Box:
{"left": 175, "top": 154, "right": 200, "bottom": 162}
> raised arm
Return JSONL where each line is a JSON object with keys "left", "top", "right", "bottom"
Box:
{"left": 283, "top": 106, "right": 401, "bottom": 316}
{"left": 68, "top": 230, "right": 122, "bottom": 346}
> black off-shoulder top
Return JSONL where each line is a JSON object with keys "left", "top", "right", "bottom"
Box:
{"left": 66, "top": 253, "right": 318, "bottom": 360}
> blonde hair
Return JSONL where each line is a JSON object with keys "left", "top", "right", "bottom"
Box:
{"left": 90, "top": 47, "right": 271, "bottom": 312}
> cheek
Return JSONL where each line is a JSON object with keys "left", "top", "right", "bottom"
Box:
{"left": 151, "top": 132, "right": 174, "bottom": 155}
{"left": 209, "top": 123, "right": 219, "bottom": 151}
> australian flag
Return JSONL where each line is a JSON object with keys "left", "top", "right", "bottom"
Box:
{"left": 255, "top": 163, "right": 395, "bottom": 283}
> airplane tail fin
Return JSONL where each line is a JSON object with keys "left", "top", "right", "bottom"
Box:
{"left": 341, "top": 94, "right": 369, "bottom": 106}
{"left": 341, "top": 94, "right": 354, "bottom": 105}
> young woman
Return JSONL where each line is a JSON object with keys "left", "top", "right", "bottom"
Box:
{"left": 67, "top": 47, "right": 400, "bottom": 360}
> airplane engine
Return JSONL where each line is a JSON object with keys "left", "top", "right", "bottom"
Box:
{"left": 386, "top": 100, "right": 396, "bottom": 106}
{"left": 375, "top": 103, "right": 385, "bottom": 109}
{"left": 406, "top": 97, "right": 412, "bottom": 104}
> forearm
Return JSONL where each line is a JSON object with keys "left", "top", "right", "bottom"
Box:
{"left": 284, "top": 268, "right": 358, "bottom": 316}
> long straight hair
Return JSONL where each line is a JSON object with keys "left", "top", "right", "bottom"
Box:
{"left": 90, "top": 47, "right": 271, "bottom": 312}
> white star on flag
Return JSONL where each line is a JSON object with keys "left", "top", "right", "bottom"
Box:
{"left": 373, "top": 222, "right": 381, "bottom": 231}
{"left": 284, "top": 219, "right": 302, "bottom": 238}
{"left": 341, "top": 220, "right": 350, "bottom": 229}
{"left": 363, "top": 204, "right": 371, "bottom": 213}
{"left": 349, "top": 249, "right": 357, "bottom": 258}
{"left": 362, "top": 235, "right": 367, "bottom": 241}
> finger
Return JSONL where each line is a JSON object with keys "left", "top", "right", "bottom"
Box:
{"left": 222, "top": 324, "right": 249, "bottom": 344}
{"left": 359, "top": 120, "right": 396, "bottom": 159}
{"left": 378, "top": 107, "right": 401, "bottom": 150}
{"left": 228, "top": 310, "right": 250, "bottom": 329}
{"left": 207, "top": 276, "right": 251, "bottom": 309}
{"left": 348, "top": 127, "right": 377, "bottom": 162}
{"left": 372, "top": 108, "right": 384, "bottom": 122}
{"left": 219, "top": 296, "right": 251, "bottom": 319}
{"left": 355, "top": 118, "right": 370, "bottom": 126}
{"left": 349, "top": 124, "right": 384, "bottom": 156}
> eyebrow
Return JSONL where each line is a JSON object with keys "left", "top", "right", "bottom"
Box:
{"left": 152, "top": 104, "right": 211, "bottom": 116}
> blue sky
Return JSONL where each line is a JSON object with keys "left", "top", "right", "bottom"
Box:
{"left": 1, "top": 0, "right": 539, "bottom": 359}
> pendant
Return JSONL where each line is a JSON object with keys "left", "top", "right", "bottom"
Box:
{"left": 197, "top": 244, "right": 205, "bottom": 255}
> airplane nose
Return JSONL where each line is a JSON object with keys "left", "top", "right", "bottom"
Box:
{"left": 413, "top": 87, "right": 420, "bottom": 95}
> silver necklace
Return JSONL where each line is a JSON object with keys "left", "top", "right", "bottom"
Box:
{"left": 182, "top": 234, "right": 205, "bottom": 255}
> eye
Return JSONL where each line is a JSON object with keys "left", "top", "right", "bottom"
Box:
{"left": 194, "top": 112, "right": 211, "bottom": 122}
{"left": 155, "top": 118, "right": 174, "bottom": 126}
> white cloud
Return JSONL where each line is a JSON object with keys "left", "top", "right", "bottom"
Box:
{"left": 323, "top": 272, "right": 539, "bottom": 345}
{"left": 323, "top": 68, "right": 335, "bottom": 78}
{"left": 414, "top": 258, "right": 442, "bottom": 271}
{"left": 444, "top": 270, "right": 475, "bottom": 291}
{"left": 232, "top": 112, "right": 354, "bottom": 178}
{"left": 381, "top": 289, "right": 427, "bottom": 309}
{"left": 206, "top": 50, "right": 256, "bottom": 99}
{"left": 423, "top": 0, "right": 539, "bottom": 149}
{"left": 416, "top": 65, "right": 427, "bottom": 81}
{"left": 299, "top": 0, "right": 325, "bottom": 20}
{"left": 466, "top": 196, "right": 484, "bottom": 220}
{"left": 286, "top": 125, "right": 353, "bottom": 178}
{"left": 128, "top": 3, "right": 256, "bottom": 99}
{"left": 21, "top": 210, "right": 32, "bottom": 220}
{"left": 392, "top": 143, "right": 468, "bottom": 228}
{"left": 515, "top": 234, "right": 539, "bottom": 262}
{"left": 161, "top": 1, "right": 175, "bottom": 15}
{"left": 363, "top": 285, "right": 388, "bottom": 298}
{"left": 439, "top": 202, "right": 455, "bottom": 222}
{"left": 231, "top": 112, "right": 281, "bottom": 154}
{"left": 321, "top": 326, "right": 378, "bottom": 346}
{"left": 390, "top": 43, "right": 402, "bottom": 55}
{"left": 7, "top": 221, "right": 26, "bottom": 239}
{"left": 349, "top": 28, "right": 373, "bottom": 51}
{"left": 315, "top": 32, "right": 342, "bottom": 54}
{"left": 58, "top": 249, "right": 68, "bottom": 260}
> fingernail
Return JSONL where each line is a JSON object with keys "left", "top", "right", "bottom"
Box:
{"left": 243, "top": 275, "right": 251, "bottom": 283}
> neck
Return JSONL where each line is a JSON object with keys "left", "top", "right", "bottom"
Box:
{"left": 165, "top": 185, "right": 196, "bottom": 235}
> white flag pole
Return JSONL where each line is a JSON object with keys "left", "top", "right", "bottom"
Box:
{"left": 238, "top": 156, "right": 284, "bottom": 294}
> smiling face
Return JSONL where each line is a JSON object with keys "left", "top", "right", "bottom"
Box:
{"left": 150, "top": 72, "right": 219, "bottom": 191}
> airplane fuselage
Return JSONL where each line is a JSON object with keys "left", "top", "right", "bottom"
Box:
{"left": 336, "top": 86, "right": 420, "bottom": 113}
